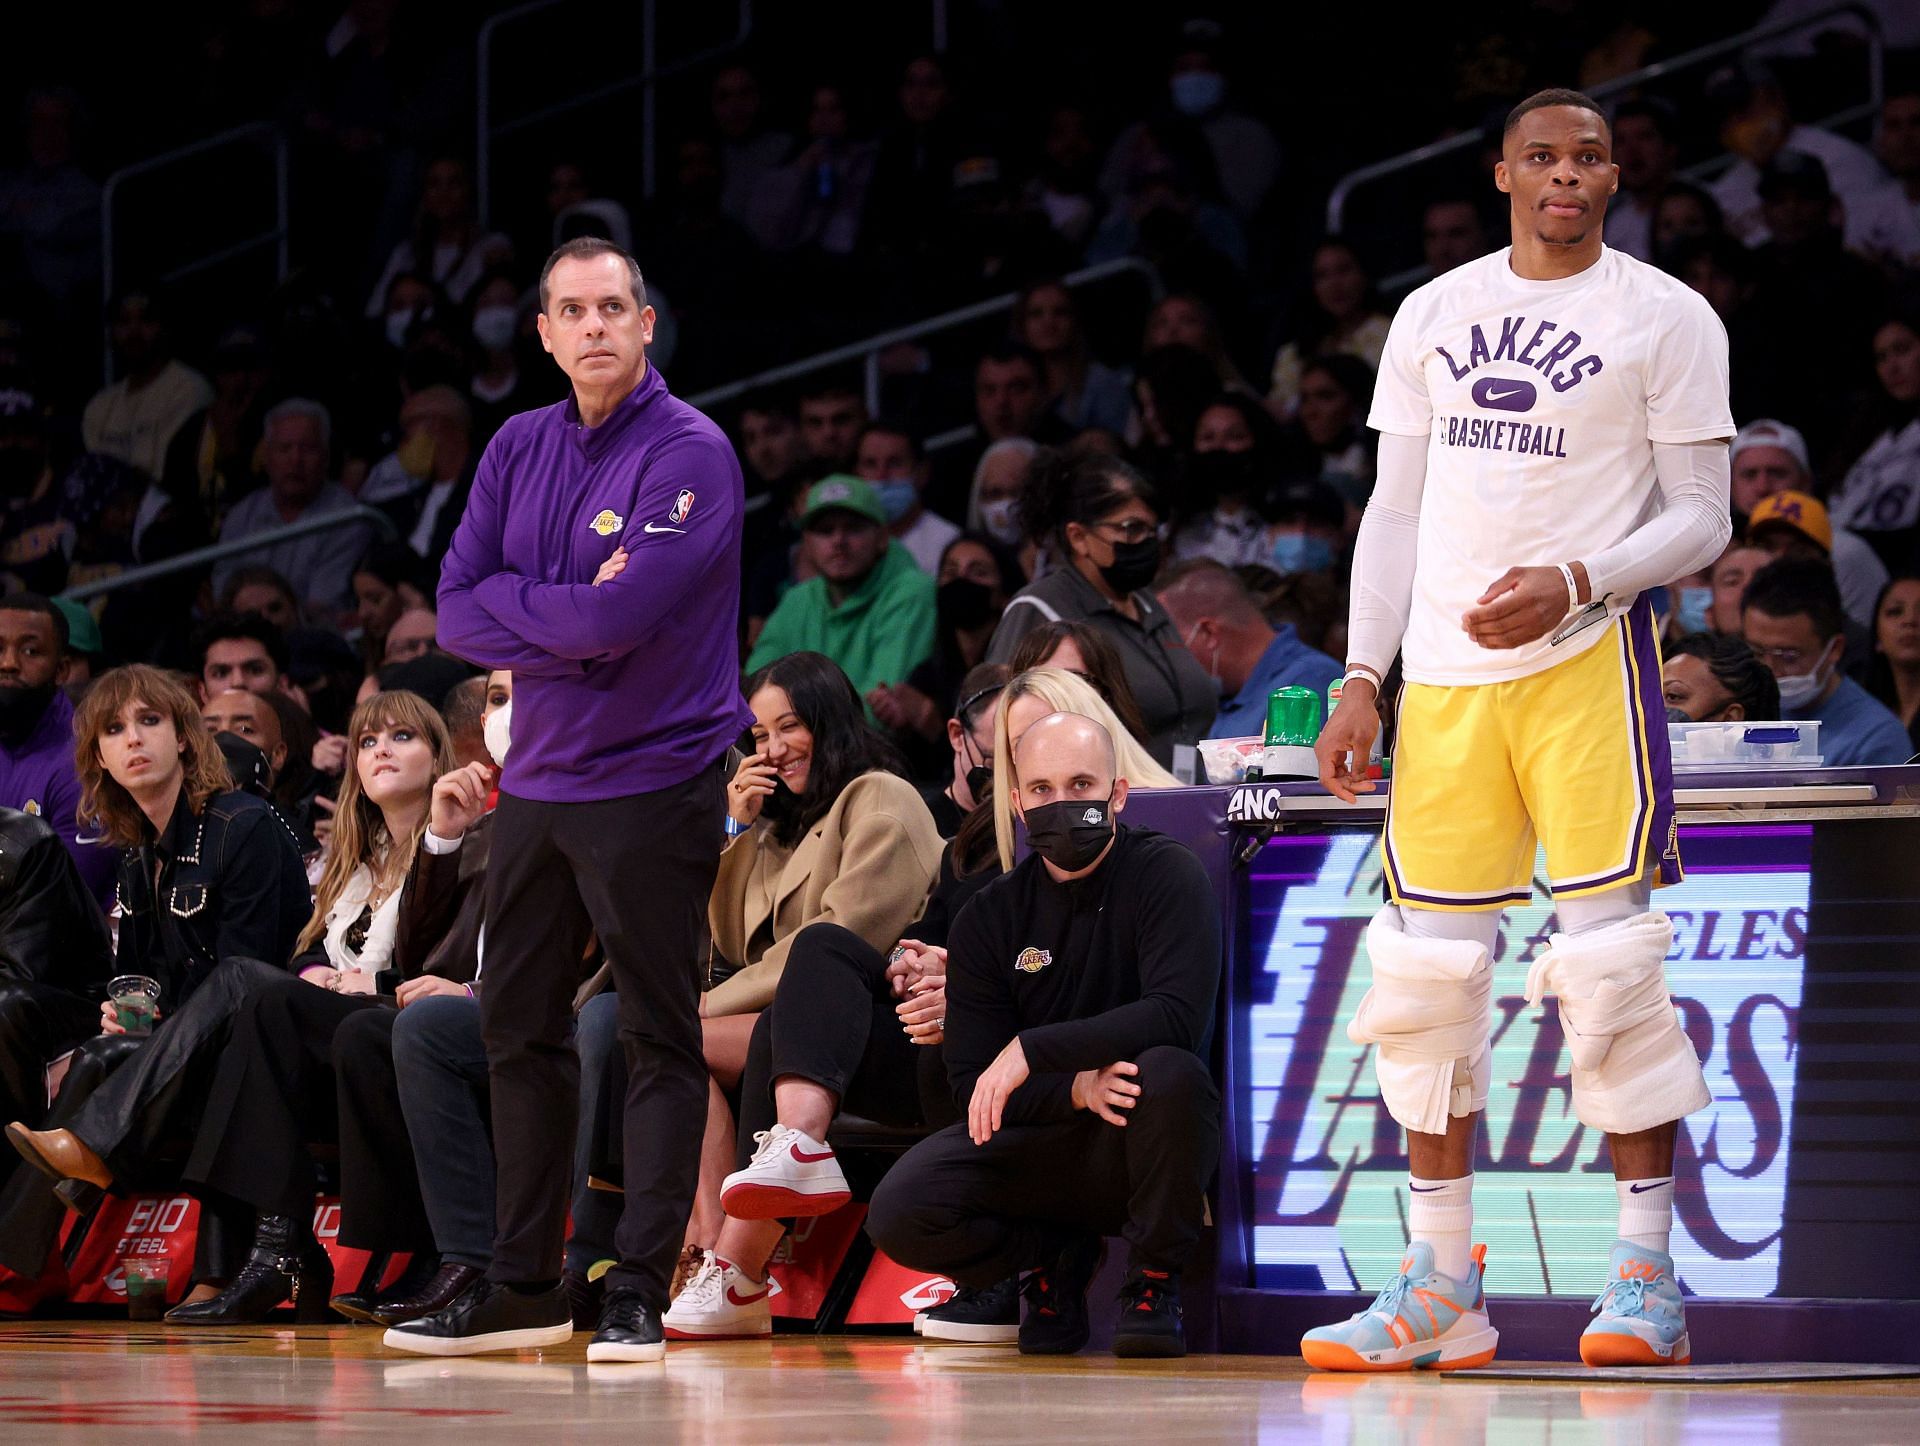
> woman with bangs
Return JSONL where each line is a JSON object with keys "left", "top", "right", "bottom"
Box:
{"left": 163, "top": 691, "right": 493, "bottom": 1324}
{"left": 0, "top": 664, "right": 310, "bottom": 1280}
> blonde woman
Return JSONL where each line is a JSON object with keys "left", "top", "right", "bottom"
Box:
{"left": 990, "top": 668, "right": 1179, "bottom": 871}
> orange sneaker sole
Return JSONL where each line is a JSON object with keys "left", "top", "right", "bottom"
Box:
{"left": 1580, "top": 1334, "right": 1689, "bottom": 1368}
{"left": 1301, "top": 1340, "right": 1498, "bottom": 1373}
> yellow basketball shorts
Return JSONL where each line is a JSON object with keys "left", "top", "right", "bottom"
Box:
{"left": 1383, "top": 597, "right": 1680, "bottom": 912}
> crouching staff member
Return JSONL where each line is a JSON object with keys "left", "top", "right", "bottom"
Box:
{"left": 0, "top": 665, "right": 309, "bottom": 1279}
{"left": 866, "top": 711, "right": 1221, "bottom": 1360}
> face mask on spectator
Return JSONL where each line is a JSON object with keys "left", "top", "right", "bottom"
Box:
{"left": 1098, "top": 536, "right": 1161, "bottom": 594}
{"left": 937, "top": 577, "right": 997, "bottom": 631}
{"left": 1022, "top": 794, "right": 1114, "bottom": 871}
{"left": 1184, "top": 622, "right": 1227, "bottom": 699}
{"left": 873, "top": 478, "right": 918, "bottom": 524}
{"left": 1170, "top": 70, "right": 1225, "bottom": 117}
{"left": 484, "top": 698, "right": 512, "bottom": 766}
{"left": 385, "top": 308, "right": 418, "bottom": 349}
{"left": 472, "top": 304, "right": 518, "bottom": 353}
{"left": 1674, "top": 585, "right": 1712, "bottom": 636}
{"left": 1773, "top": 638, "right": 1836, "bottom": 709}
{"left": 980, "top": 497, "right": 1021, "bottom": 546}
{"left": 1269, "top": 531, "right": 1334, "bottom": 575}
{"left": 396, "top": 429, "right": 436, "bottom": 480}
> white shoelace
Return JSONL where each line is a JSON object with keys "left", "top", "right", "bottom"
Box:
{"left": 676, "top": 1254, "right": 725, "bottom": 1310}
{"left": 747, "top": 1126, "right": 799, "bottom": 1167}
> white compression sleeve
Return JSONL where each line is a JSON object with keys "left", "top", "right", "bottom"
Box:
{"left": 1345, "top": 430, "right": 1428, "bottom": 680}
{"left": 1579, "top": 440, "right": 1732, "bottom": 604}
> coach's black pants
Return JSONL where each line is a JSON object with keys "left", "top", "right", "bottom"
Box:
{"left": 735, "top": 923, "right": 951, "bottom": 1170}
{"left": 865, "top": 1045, "right": 1219, "bottom": 1285}
{"left": 482, "top": 766, "right": 724, "bottom": 1308}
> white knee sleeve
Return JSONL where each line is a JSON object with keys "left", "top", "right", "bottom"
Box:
{"left": 1523, "top": 909, "right": 1710, "bottom": 1136}
{"left": 1348, "top": 907, "right": 1493, "bottom": 1136}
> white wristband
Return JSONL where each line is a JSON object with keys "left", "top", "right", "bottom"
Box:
{"left": 1341, "top": 665, "right": 1382, "bottom": 694}
{"left": 1556, "top": 563, "right": 1579, "bottom": 615}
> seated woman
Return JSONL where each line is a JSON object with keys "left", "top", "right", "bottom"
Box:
{"left": 1005, "top": 618, "right": 1154, "bottom": 750}
{"left": 657, "top": 652, "right": 944, "bottom": 1295}
{"left": 165, "top": 690, "right": 486, "bottom": 1324}
{"left": 0, "top": 666, "right": 310, "bottom": 1280}
{"left": 663, "top": 664, "right": 1176, "bottom": 1340}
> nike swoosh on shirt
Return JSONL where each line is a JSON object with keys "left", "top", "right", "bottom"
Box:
{"left": 643, "top": 522, "right": 685, "bottom": 534}
{"left": 1482, "top": 384, "right": 1526, "bottom": 401}
{"left": 1628, "top": 1179, "right": 1674, "bottom": 1194}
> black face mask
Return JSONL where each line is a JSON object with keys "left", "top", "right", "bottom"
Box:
{"left": 1098, "top": 536, "right": 1160, "bottom": 595}
{"left": 965, "top": 763, "right": 993, "bottom": 804}
{"left": 0, "top": 680, "right": 55, "bottom": 743}
{"left": 937, "top": 577, "right": 998, "bottom": 631}
{"left": 0, "top": 448, "right": 43, "bottom": 497}
{"left": 1022, "top": 796, "right": 1114, "bottom": 872}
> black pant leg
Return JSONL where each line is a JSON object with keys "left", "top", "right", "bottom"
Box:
{"left": 762, "top": 923, "right": 922, "bottom": 1130}
{"left": 561, "top": 766, "right": 725, "bottom": 1310}
{"left": 334, "top": 1007, "right": 435, "bottom": 1255}
{"left": 0, "top": 981, "right": 98, "bottom": 1164}
{"left": 734, "top": 1009, "right": 777, "bottom": 1173}
{"left": 185, "top": 982, "right": 385, "bottom": 1216}
{"left": 1118, "top": 1046, "right": 1220, "bottom": 1274}
{"left": 479, "top": 792, "right": 596, "bottom": 1284}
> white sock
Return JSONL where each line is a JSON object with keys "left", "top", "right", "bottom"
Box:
{"left": 1616, "top": 1177, "right": 1674, "bottom": 1254}
{"left": 1408, "top": 1174, "right": 1474, "bottom": 1281}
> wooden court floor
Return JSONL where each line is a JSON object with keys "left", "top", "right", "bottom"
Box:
{"left": 0, "top": 1322, "right": 1917, "bottom": 1442}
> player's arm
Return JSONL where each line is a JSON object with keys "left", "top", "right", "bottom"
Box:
{"left": 1576, "top": 441, "right": 1732, "bottom": 601}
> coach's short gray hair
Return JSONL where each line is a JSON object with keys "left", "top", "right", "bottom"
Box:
{"left": 539, "top": 237, "right": 648, "bottom": 313}
{"left": 263, "top": 397, "right": 332, "bottom": 451}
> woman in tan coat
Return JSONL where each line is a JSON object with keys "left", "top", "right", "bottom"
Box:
{"left": 681, "top": 651, "right": 943, "bottom": 1281}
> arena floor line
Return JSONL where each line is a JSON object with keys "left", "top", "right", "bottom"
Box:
{"left": 1, "top": 1324, "right": 1917, "bottom": 1442}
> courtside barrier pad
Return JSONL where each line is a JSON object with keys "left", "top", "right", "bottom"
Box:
{"left": 1441, "top": 1362, "right": 1920, "bottom": 1384}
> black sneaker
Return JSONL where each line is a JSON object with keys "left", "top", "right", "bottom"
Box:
{"left": 563, "top": 1267, "right": 605, "bottom": 1333}
{"left": 1018, "top": 1233, "right": 1104, "bottom": 1356}
{"left": 919, "top": 1278, "right": 1019, "bottom": 1344}
{"left": 1112, "top": 1268, "right": 1185, "bottom": 1358}
{"left": 588, "top": 1287, "right": 666, "bottom": 1363}
{"left": 383, "top": 1277, "right": 573, "bottom": 1357}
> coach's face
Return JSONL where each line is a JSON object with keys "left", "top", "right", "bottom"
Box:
{"left": 1496, "top": 105, "right": 1618, "bottom": 247}
{"left": 537, "top": 253, "right": 655, "bottom": 394}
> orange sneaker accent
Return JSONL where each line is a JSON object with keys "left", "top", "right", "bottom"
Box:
{"left": 1426, "top": 1346, "right": 1498, "bottom": 1371}
{"left": 1579, "top": 1333, "right": 1689, "bottom": 1368}
{"left": 1300, "top": 1339, "right": 1413, "bottom": 1373}
{"left": 1469, "top": 1243, "right": 1487, "bottom": 1270}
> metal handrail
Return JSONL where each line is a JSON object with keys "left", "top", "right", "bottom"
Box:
{"left": 1327, "top": 1, "right": 1885, "bottom": 237}
{"left": 61, "top": 506, "right": 398, "bottom": 603}
{"left": 476, "top": 0, "right": 754, "bottom": 224}
{"left": 688, "top": 256, "right": 1162, "bottom": 417}
{"left": 100, "top": 121, "right": 289, "bottom": 382}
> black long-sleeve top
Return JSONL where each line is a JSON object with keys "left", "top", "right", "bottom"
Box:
{"left": 942, "top": 824, "right": 1220, "bottom": 1125}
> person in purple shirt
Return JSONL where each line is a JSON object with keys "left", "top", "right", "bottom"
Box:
{"left": 399, "top": 237, "right": 750, "bottom": 1365}
{"left": 0, "top": 596, "right": 115, "bottom": 906}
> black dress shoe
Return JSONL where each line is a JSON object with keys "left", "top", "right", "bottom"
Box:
{"left": 383, "top": 1278, "right": 573, "bottom": 1357}
{"left": 1111, "top": 1268, "right": 1186, "bottom": 1358}
{"left": 329, "top": 1251, "right": 395, "bottom": 1324}
{"left": 166, "top": 1213, "right": 334, "bottom": 1326}
{"left": 587, "top": 1287, "right": 664, "bottom": 1363}
{"left": 1018, "top": 1232, "right": 1104, "bottom": 1356}
{"left": 563, "top": 1267, "right": 604, "bottom": 1332}
{"left": 370, "top": 1261, "right": 481, "bottom": 1327}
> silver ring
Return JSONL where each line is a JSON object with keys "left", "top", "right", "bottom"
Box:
{"left": 935, "top": 1017, "right": 945, "bottom": 1029}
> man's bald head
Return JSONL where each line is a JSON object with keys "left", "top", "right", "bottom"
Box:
{"left": 1014, "top": 710, "right": 1118, "bottom": 790}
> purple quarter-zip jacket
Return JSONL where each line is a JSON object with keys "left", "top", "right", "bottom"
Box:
{"left": 438, "top": 364, "right": 752, "bottom": 802}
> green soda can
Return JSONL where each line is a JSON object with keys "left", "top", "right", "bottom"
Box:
{"left": 1264, "top": 686, "right": 1322, "bottom": 747}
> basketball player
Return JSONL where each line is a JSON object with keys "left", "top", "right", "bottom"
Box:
{"left": 1302, "top": 89, "right": 1734, "bottom": 1371}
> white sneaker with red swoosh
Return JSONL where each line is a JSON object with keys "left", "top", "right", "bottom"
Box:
{"left": 720, "top": 1125, "right": 851, "bottom": 1220}
{"left": 662, "top": 1253, "right": 773, "bottom": 1339}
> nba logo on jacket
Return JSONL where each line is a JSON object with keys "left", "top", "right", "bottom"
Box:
{"left": 670, "top": 489, "right": 695, "bottom": 524}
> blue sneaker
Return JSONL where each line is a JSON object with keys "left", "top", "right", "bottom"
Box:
{"left": 1300, "top": 1243, "right": 1498, "bottom": 1372}
{"left": 1580, "top": 1240, "right": 1690, "bottom": 1367}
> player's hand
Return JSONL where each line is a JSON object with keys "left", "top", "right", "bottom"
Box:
{"left": 968, "top": 1036, "right": 1029, "bottom": 1146}
{"left": 593, "top": 548, "right": 629, "bottom": 586}
{"left": 429, "top": 762, "right": 494, "bottom": 840}
{"left": 1315, "top": 683, "right": 1381, "bottom": 804}
{"left": 727, "top": 751, "right": 778, "bottom": 827}
{"left": 1072, "top": 1061, "right": 1141, "bottom": 1126}
{"left": 1462, "top": 565, "right": 1582, "bottom": 650}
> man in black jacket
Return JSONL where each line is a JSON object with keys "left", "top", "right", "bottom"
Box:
{"left": 866, "top": 711, "right": 1220, "bottom": 1358}
{"left": 0, "top": 807, "right": 113, "bottom": 1185}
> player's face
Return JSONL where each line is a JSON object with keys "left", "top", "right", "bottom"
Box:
{"left": 537, "top": 254, "right": 656, "bottom": 393}
{"left": 1496, "top": 107, "right": 1618, "bottom": 247}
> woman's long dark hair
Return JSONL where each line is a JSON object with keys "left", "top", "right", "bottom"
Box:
{"left": 1863, "top": 571, "right": 1920, "bottom": 727}
{"left": 1004, "top": 619, "right": 1153, "bottom": 748}
{"left": 743, "top": 651, "right": 907, "bottom": 848}
{"left": 1017, "top": 446, "right": 1156, "bottom": 550}
{"left": 948, "top": 662, "right": 1013, "bottom": 879}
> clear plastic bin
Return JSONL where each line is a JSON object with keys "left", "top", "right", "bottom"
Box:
{"left": 1667, "top": 719, "right": 1822, "bottom": 771}
{"left": 1198, "top": 736, "right": 1265, "bottom": 784}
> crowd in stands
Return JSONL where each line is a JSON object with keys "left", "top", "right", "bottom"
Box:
{"left": 0, "top": 3, "right": 1916, "bottom": 1357}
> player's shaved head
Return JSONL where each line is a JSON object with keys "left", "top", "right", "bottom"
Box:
{"left": 1504, "top": 87, "right": 1608, "bottom": 141}
{"left": 1013, "top": 710, "right": 1117, "bottom": 786}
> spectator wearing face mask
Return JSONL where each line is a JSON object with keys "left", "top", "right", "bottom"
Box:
{"left": 1276, "top": 355, "right": 1377, "bottom": 509}
{"left": 1156, "top": 559, "right": 1341, "bottom": 738}
{"left": 1662, "top": 632, "right": 1781, "bottom": 722}
{"left": 1261, "top": 478, "right": 1347, "bottom": 580}
{"left": 987, "top": 450, "right": 1215, "bottom": 767}
{"left": 1742, "top": 557, "right": 1911, "bottom": 765}
{"left": 853, "top": 420, "right": 958, "bottom": 574}
{"left": 1746, "top": 490, "right": 1885, "bottom": 668}
{"left": 967, "top": 437, "right": 1038, "bottom": 564}
{"left": 359, "top": 387, "right": 478, "bottom": 567}
{"left": 1171, "top": 394, "right": 1280, "bottom": 567}
{"left": 1732, "top": 421, "right": 1888, "bottom": 630}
